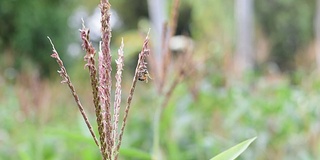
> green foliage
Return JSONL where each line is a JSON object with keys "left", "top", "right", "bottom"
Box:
{"left": 2, "top": 67, "right": 320, "bottom": 159}
{"left": 0, "top": 0, "right": 76, "bottom": 76}
{"left": 191, "top": 0, "right": 234, "bottom": 41}
{"left": 255, "top": 0, "right": 316, "bottom": 71}
{"left": 210, "top": 137, "right": 256, "bottom": 160}
{"left": 111, "top": 0, "right": 149, "bottom": 30}
{"left": 120, "top": 148, "right": 152, "bottom": 160}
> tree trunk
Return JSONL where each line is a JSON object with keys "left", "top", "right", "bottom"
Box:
{"left": 147, "top": 0, "right": 166, "bottom": 62}
{"left": 234, "top": 0, "right": 254, "bottom": 77}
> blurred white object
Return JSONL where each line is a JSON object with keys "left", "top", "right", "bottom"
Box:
{"left": 169, "top": 35, "right": 194, "bottom": 54}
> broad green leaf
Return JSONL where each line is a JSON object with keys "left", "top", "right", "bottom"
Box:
{"left": 210, "top": 137, "right": 256, "bottom": 160}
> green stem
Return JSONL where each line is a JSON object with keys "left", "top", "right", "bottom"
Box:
{"left": 152, "top": 98, "right": 163, "bottom": 160}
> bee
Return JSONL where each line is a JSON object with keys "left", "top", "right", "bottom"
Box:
{"left": 138, "top": 69, "right": 152, "bottom": 83}
{"left": 138, "top": 61, "right": 152, "bottom": 83}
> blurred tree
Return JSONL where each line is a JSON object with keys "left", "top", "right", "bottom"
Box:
{"left": 147, "top": 0, "right": 166, "bottom": 66}
{"left": 315, "top": 0, "right": 320, "bottom": 71}
{"left": 255, "top": 0, "right": 315, "bottom": 72}
{"left": 175, "top": 3, "right": 192, "bottom": 36}
{"left": 0, "top": 0, "right": 76, "bottom": 77}
{"left": 112, "top": 0, "right": 149, "bottom": 30}
{"left": 234, "top": 0, "right": 254, "bottom": 77}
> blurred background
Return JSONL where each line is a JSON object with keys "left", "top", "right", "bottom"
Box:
{"left": 1, "top": 0, "right": 320, "bottom": 159}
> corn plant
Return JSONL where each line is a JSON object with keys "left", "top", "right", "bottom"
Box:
{"left": 48, "top": 0, "right": 151, "bottom": 159}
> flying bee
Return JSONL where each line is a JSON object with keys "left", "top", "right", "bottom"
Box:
{"left": 138, "top": 61, "right": 152, "bottom": 83}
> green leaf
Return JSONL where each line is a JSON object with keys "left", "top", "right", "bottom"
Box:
{"left": 210, "top": 137, "right": 256, "bottom": 160}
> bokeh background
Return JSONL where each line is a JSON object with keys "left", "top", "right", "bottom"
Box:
{"left": 1, "top": 0, "right": 320, "bottom": 159}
